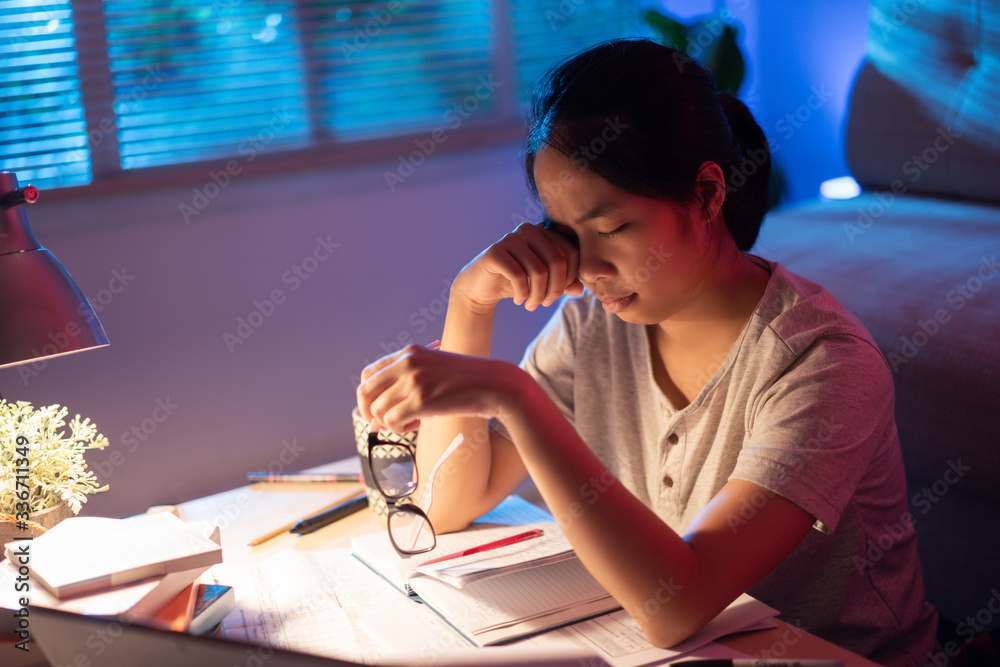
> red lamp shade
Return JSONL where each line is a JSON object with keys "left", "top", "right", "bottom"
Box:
{"left": 0, "top": 171, "right": 109, "bottom": 370}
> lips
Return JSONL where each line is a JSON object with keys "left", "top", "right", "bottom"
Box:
{"left": 599, "top": 293, "right": 636, "bottom": 314}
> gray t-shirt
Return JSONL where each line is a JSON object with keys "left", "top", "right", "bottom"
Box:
{"left": 512, "top": 258, "right": 937, "bottom": 666}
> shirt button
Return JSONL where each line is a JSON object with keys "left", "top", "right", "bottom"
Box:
{"left": 667, "top": 433, "right": 679, "bottom": 445}
{"left": 662, "top": 474, "right": 674, "bottom": 488}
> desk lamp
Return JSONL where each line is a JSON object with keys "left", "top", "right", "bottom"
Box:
{"left": 0, "top": 171, "right": 109, "bottom": 370}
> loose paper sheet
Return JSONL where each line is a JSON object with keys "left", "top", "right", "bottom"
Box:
{"left": 214, "top": 549, "right": 468, "bottom": 664}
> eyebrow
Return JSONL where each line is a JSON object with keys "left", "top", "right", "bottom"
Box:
{"left": 544, "top": 202, "right": 621, "bottom": 227}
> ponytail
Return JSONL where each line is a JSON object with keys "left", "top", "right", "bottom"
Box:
{"left": 717, "top": 91, "right": 771, "bottom": 251}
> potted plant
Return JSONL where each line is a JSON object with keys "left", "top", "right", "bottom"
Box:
{"left": 1, "top": 399, "right": 109, "bottom": 544}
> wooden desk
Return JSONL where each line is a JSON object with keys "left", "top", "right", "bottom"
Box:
{"left": 2, "top": 459, "right": 880, "bottom": 667}
{"left": 171, "top": 458, "right": 879, "bottom": 667}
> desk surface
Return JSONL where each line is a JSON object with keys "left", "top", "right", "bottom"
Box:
{"left": 174, "top": 458, "right": 879, "bottom": 667}
{"left": 7, "top": 458, "right": 880, "bottom": 667}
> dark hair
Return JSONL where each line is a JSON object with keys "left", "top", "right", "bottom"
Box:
{"left": 524, "top": 38, "right": 770, "bottom": 252}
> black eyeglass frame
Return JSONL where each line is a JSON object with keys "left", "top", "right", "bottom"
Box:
{"left": 366, "top": 432, "right": 436, "bottom": 557}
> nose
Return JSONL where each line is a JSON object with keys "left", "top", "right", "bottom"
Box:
{"left": 577, "top": 243, "right": 616, "bottom": 284}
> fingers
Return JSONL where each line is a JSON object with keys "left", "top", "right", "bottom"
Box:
{"left": 546, "top": 229, "right": 581, "bottom": 296}
{"left": 357, "top": 343, "right": 437, "bottom": 431}
{"left": 497, "top": 222, "right": 579, "bottom": 311}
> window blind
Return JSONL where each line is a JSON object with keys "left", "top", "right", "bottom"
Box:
{"left": 0, "top": 0, "right": 92, "bottom": 189}
{"left": 510, "top": 0, "right": 640, "bottom": 101}
{"left": 0, "top": 0, "right": 644, "bottom": 193}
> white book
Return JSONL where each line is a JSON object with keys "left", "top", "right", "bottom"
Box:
{"left": 0, "top": 559, "right": 210, "bottom": 632}
{"left": 3, "top": 512, "right": 222, "bottom": 599}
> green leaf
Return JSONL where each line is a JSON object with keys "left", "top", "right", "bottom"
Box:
{"left": 707, "top": 24, "right": 745, "bottom": 95}
{"left": 643, "top": 10, "right": 687, "bottom": 51}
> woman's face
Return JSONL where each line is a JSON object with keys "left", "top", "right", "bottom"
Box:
{"left": 533, "top": 146, "right": 718, "bottom": 326}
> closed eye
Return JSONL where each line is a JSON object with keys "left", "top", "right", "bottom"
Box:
{"left": 599, "top": 223, "right": 628, "bottom": 238}
{"left": 543, "top": 218, "right": 578, "bottom": 245}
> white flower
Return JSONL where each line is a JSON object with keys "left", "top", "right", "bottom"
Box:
{"left": 1, "top": 400, "right": 109, "bottom": 516}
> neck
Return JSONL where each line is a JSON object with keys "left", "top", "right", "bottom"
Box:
{"left": 654, "top": 251, "right": 770, "bottom": 352}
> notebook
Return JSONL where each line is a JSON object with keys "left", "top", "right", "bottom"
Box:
{"left": 351, "top": 496, "right": 621, "bottom": 646}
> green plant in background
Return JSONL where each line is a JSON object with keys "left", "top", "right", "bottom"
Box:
{"left": 644, "top": 8, "right": 787, "bottom": 207}
{"left": 0, "top": 400, "right": 109, "bottom": 516}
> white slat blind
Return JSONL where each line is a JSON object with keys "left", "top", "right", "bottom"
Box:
{"left": 0, "top": 0, "right": 642, "bottom": 193}
{"left": 103, "top": 0, "right": 311, "bottom": 169}
{"left": 0, "top": 0, "right": 92, "bottom": 188}
{"left": 306, "top": 0, "right": 497, "bottom": 139}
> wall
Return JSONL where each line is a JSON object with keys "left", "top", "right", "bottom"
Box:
{"left": 742, "top": 0, "right": 871, "bottom": 202}
{"left": 1, "top": 141, "right": 544, "bottom": 518}
{"left": 658, "top": 0, "right": 871, "bottom": 202}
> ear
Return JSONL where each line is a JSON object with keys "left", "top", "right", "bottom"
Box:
{"left": 692, "top": 161, "right": 726, "bottom": 224}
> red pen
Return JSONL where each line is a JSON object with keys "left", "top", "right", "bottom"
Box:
{"left": 418, "top": 528, "right": 545, "bottom": 567}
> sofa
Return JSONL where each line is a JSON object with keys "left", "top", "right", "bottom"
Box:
{"left": 754, "top": 0, "right": 1000, "bottom": 660}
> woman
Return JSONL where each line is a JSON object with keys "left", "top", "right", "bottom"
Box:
{"left": 356, "top": 39, "right": 937, "bottom": 665}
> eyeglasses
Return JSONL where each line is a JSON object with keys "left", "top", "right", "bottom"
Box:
{"left": 367, "top": 432, "right": 436, "bottom": 557}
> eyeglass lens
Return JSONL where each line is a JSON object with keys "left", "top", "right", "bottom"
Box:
{"left": 388, "top": 508, "right": 435, "bottom": 554}
{"left": 369, "top": 439, "right": 436, "bottom": 555}
{"left": 371, "top": 451, "right": 417, "bottom": 499}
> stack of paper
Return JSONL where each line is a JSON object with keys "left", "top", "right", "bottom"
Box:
{"left": 0, "top": 512, "right": 227, "bottom": 634}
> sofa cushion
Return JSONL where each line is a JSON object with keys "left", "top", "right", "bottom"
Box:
{"left": 845, "top": 0, "right": 1000, "bottom": 204}
{"left": 756, "top": 193, "right": 1000, "bottom": 627}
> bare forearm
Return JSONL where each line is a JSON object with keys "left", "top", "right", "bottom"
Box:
{"left": 499, "top": 376, "right": 712, "bottom": 646}
{"left": 415, "top": 285, "right": 501, "bottom": 531}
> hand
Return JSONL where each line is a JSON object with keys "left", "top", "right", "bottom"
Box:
{"left": 454, "top": 221, "right": 584, "bottom": 313}
{"left": 356, "top": 345, "right": 520, "bottom": 434}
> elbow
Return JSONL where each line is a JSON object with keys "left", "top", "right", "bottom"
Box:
{"left": 429, "top": 513, "right": 474, "bottom": 535}
{"left": 425, "top": 503, "right": 479, "bottom": 535}
{"left": 632, "top": 600, "right": 715, "bottom": 650}
{"left": 640, "top": 621, "right": 700, "bottom": 651}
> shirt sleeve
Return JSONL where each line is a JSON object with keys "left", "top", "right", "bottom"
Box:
{"left": 489, "top": 295, "right": 584, "bottom": 439}
{"left": 731, "top": 333, "right": 897, "bottom": 533}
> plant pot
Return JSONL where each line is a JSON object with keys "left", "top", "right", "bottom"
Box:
{"left": 0, "top": 501, "right": 75, "bottom": 557}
